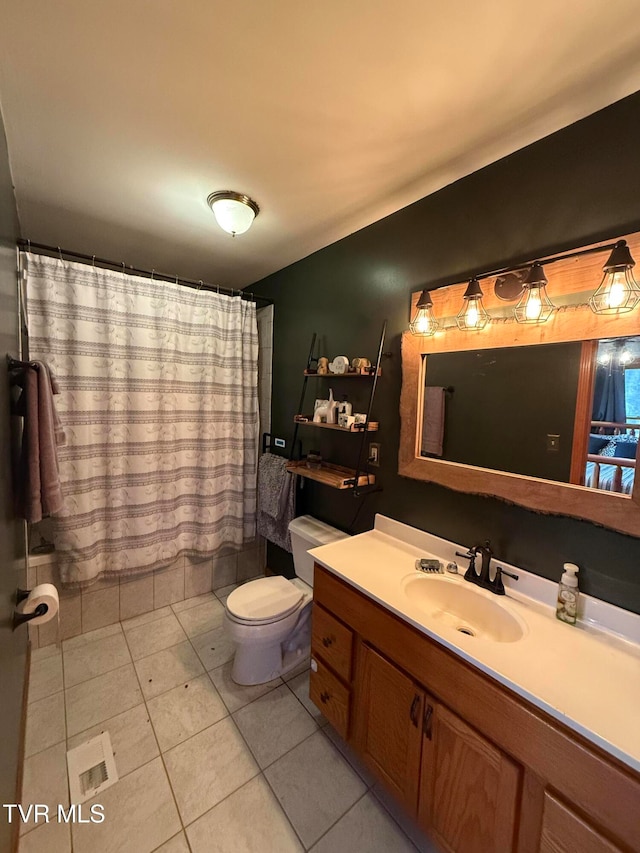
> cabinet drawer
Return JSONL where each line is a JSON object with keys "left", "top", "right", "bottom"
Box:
{"left": 311, "top": 603, "right": 353, "bottom": 682}
{"left": 310, "top": 657, "right": 351, "bottom": 739}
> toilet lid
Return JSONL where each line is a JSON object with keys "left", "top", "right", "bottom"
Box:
{"left": 226, "top": 576, "right": 304, "bottom": 623}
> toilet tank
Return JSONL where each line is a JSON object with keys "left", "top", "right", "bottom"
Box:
{"left": 288, "top": 515, "right": 349, "bottom": 587}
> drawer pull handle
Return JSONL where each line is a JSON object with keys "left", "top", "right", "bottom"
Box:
{"left": 320, "top": 690, "right": 331, "bottom": 704}
{"left": 322, "top": 635, "right": 335, "bottom": 647}
{"left": 423, "top": 704, "right": 434, "bottom": 740}
{"left": 409, "top": 693, "right": 421, "bottom": 727}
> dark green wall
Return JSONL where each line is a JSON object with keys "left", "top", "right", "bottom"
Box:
{"left": 252, "top": 91, "right": 640, "bottom": 614}
{"left": 0, "top": 106, "right": 26, "bottom": 850}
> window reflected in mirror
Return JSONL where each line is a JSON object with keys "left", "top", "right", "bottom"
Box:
{"left": 586, "top": 337, "right": 639, "bottom": 495}
{"left": 420, "top": 335, "right": 639, "bottom": 495}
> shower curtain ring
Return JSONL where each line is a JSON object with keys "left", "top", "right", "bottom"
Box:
{"left": 121, "top": 261, "right": 126, "bottom": 276}
{"left": 57, "top": 246, "right": 64, "bottom": 262}
{"left": 92, "top": 255, "right": 96, "bottom": 267}
{"left": 150, "top": 269, "right": 155, "bottom": 281}
{"left": 27, "top": 238, "right": 31, "bottom": 253}
{"left": 197, "top": 280, "right": 203, "bottom": 292}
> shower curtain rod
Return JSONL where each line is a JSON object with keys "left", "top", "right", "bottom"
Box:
{"left": 17, "top": 239, "right": 274, "bottom": 305}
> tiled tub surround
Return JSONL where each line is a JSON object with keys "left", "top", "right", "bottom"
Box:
{"left": 28, "top": 540, "right": 266, "bottom": 649}
{"left": 20, "top": 585, "right": 432, "bottom": 853}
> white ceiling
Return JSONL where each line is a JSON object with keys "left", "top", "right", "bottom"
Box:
{"left": 2, "top": 1, "right": 640, "bottom": 288}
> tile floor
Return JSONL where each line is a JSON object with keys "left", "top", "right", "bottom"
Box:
{"left": 20, "top": 583, "right": 436, "bottom": 853}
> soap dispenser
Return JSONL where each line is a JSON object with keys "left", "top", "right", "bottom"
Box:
{"left": 556, "top": 563, "right": 579, "bottom": 625}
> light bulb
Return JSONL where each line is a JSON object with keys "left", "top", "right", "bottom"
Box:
{"left": 465, "top": 301, "right": 480, "bottom": 328}
{"left": 606, "top": 272, "right": 627, "bottom": 309}
{"left": 589, "top": 241, "right": 640, "bottom": 315}
{"left": 525, "top": 289, "right": 542, "bottom": 320}
{"left": 514, "top": 265, "right": 555, "bottom": 324}
{"left": 619, "top": 349, "right": 633, "bottom": 365}
{"left": 409, "top": 290, "right": 439, "bottom": 336}
{"left": 456, "top": 279, "right": 489, "bottom": 331}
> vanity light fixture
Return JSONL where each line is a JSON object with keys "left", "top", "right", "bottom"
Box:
{"left": 409, "top": 289, "right": 440, "bottom": 336}
{"left": 513, "top": 263, "right": 555, "bottom": 324}
{"left": 589, "top": 241, "right": 640, "bottom": 314}
{"left": 207, "top": 191, "right": 260, "bottom": 236}
{"left": 408, "top": 237, "right": 639, "bottom": 337}
{"left": 456, "top": 278, "right": 490, "bottom": 331}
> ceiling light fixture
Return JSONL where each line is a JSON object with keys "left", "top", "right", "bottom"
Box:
{"left": 207, "top": 191, "right": 260, "bottom": 236}
{"left": 456, "top": 278, "right": 490, "bottom": 331}
{"left": 514, "top": 263, "right": 555, "bottom": 324}
{"left": 409, "top": 290, "right": 440, "bottom": 336}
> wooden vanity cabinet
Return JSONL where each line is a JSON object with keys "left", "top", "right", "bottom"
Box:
{"left": 311, "top": 563, "right": 640, "bottom": 853}
{"left": 352, "top": 642, "right": 428, "bottom": 813}
{"left": 420, "top": 703, "right": 521, "bottom": 853}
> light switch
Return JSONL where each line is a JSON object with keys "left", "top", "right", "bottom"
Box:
{"left": 547, "top": 434, "right": 560, "bottom": 452}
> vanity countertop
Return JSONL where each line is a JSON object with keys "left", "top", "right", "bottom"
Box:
{"left": 309, "top": 515, "right": 640, "bottom": 774}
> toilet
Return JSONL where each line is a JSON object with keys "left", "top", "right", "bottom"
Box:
{"left": 224, "top": 515, "right": 349, "bottom": 685}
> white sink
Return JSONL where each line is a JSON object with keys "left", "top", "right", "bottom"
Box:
{"left": 402, "top": 575, "right": 526, "bottom": 643}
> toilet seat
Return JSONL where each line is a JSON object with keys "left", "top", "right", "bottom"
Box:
{"left": 226, "top": 576, "right": 304, "bottom": 625}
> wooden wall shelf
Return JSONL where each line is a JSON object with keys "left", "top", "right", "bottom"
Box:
{"left": 303, "top": 369, "right": 382, "bottom": 378}
{"left": 294, "top": 417, "right": 379, "bottom": 433}
{"left": 286, "top": 460, "right": 375, "bottom": 489}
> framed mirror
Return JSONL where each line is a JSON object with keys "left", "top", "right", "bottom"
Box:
{"left": 399, "top": 233, "right": 640, "bottom": 537}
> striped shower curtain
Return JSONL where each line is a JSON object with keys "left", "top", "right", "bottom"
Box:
{"left": 24, "top": 253, "right": 258, "bottom": 586}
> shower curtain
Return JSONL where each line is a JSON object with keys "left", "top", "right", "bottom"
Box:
{"left": 24, "top": 253, "right": 258, "bottom": 586}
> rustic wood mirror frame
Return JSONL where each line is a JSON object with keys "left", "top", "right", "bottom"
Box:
{"left": 399, "top": 232, "right": 640, "bottom": 537}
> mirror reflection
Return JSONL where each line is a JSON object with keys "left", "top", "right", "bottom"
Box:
{"left": 587, "top": 337, "right": 639, "bottom": 495}
{"left": 420, "top": 336, "right": 639, "bottom": 494}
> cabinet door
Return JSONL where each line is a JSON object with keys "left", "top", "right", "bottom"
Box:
{"left": 419, "top": 704, "right": 521, "bottom": 853}
{"left": 538, "top": 792, "right": 623, "bottom": 853}
{"left": 354, "top": 643, "right": 425, "bottom": 813}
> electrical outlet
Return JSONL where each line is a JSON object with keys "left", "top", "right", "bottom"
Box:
{"left": 547, "top": 434, "right": 560, "bottom": 452}
{"left": 368, "top": 442, "right": 381, "bottom": 466}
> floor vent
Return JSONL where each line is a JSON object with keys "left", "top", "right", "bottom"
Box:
{"left": 67, "top": 732, "right": 119, "bottom": 804}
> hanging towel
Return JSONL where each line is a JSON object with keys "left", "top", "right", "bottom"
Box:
{"left": 14, "top": 361, "right": 66, "bottom": 522}
{"left": 257, "top": 453, "right": 295, "bottom": 552}
{"left": 422, "top": 386, "right": 446, "bottom": 457}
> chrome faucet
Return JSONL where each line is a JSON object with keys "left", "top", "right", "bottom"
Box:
{"left": 455, "top": 540, "right": 519, "bottom": 595}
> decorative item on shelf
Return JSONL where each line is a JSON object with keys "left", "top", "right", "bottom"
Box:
{"left": 206, "top": 191, "right": 259, "bottom": 236}
{"left": 317, "top": 357, "right": 329, "bottom": 375}
{"left": 337, "top": 396, "right": 352, "bottom": 417}
{"left": 338, "top": 413, "right": 356, "bottom": 429}
{"left": 456, "top": 278, "right": 490, "bottom": 331}
{"left": 329, "top": 355, "right": 349, "bottom": 374}
{"left": 306, "top": 451, "right": 322, "bottom": 470}
{"left": 313, "top": 389, "right": 338, "bottom": 423}
{"left": 589, "top": 241, "right": 640, "bottom": 315}
{"left": 409, "top": 290, "right": 440, "bottom": 337}
{"left": 514, "top": 263, "right": 555, "bottom": 324}
{"left": 351, "top": 357, "right": 371, "bottom": 371}
{"left": 313, "top": 397, "right": 329, "bottom": 423}
{"left": 327, "top": 388, "right": 338, "bottom": 423}
{"left": 353, "top": 413, "right": 367, "bottom": 425}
